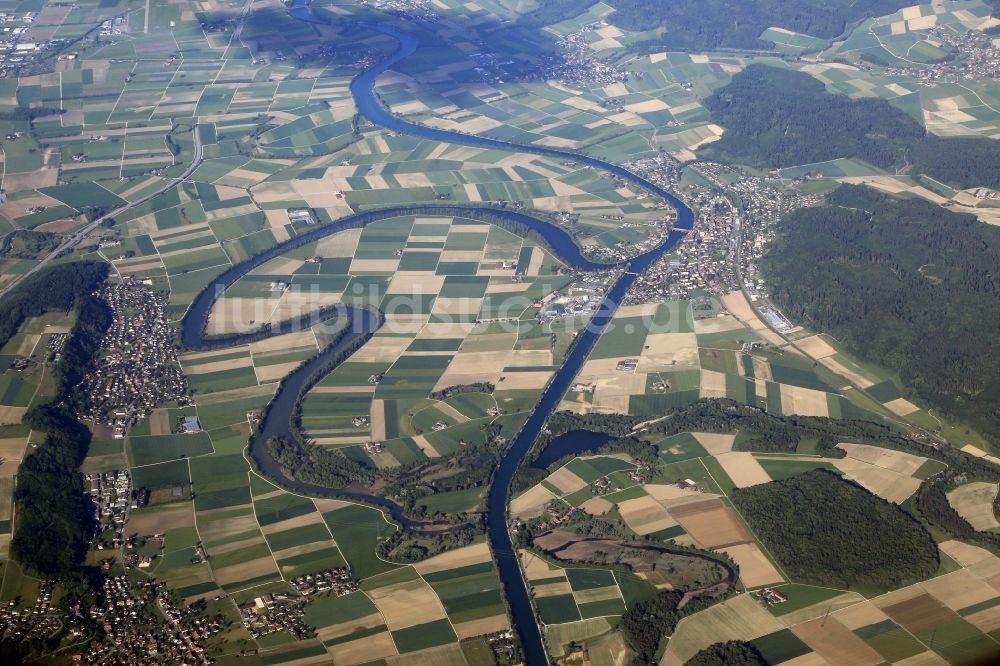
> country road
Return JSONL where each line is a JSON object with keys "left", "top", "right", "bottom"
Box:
{"left": 0, "top": 124, "right": 203, "bottom": 299}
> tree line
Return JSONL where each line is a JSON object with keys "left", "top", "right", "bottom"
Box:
{"left": 686, "top": 641, "right": 768, "bottom": 666}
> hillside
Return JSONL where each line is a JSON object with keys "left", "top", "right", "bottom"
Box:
{"left": 761, "top": 185, "right": 1000, "bottom": 444}
{"left": 604, "top": 0, "right": 911, "bottom": 50}
{"left": 703, "top": 64, "right": 1000, "bottom": 188}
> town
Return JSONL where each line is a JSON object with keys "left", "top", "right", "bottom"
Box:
{"left": 75, "top": 278, "right": 189, "bottom": 437}
{"left": 623, "top": 158, "right": 820, "bottom": 305}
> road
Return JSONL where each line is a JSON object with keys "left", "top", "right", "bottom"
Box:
{"left": 0, "top": 124, "right": 203, "bottom": 299}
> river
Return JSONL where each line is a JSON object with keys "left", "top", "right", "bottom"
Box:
{"left": 198, "top": 3, "right": 699, "bottom": 662}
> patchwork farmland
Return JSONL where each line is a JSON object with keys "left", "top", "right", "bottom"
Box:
{"left": 509, "top": 407, "right": 989, "bottom": 663}
{"left": 1, "top": 0, "right": 1000, "bottom": 664}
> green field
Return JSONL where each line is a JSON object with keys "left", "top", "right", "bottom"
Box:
{"left": 321, "top": 504, "right": 400, "bottom": 579}
{"left": 128, "top": 433, "right": 213, "bottom": 466}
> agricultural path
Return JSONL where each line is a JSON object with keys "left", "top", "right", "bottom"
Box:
{"left": 0, "top": 126, "right": 205, "bottom": 299}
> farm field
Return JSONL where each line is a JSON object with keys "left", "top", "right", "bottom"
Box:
{"left": 211, "top": 213, "right": 581, "bottom": 470}
{"left": 120, "top": 407, "right": 512, "bottom": 665}
{"left": 556, "top": 295, "right": 899, "bottom": 426}
{"left": 511, "top": 412, "right": 1000, "bottom": 665}
{"left": 664, "top": 538, "right": 1000, "bottom": 666}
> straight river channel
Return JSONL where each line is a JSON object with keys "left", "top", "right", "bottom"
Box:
{"left": 182, "top": 3, "right": 697, "bottom": 662}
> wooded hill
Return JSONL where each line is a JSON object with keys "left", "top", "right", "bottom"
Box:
{"left": 762, "top": 185, "right": 1000, "bottom": 445}
{"left": 732, "top": 469, "right": 939, "bottom": 590}
{"left": 3, "top": 261, "right": 111, "bottom": 578}
{"left": 703, "top": 65, "right": 1000, "bottom": 189}
{"left": 512, "top": 0, "right": 909, "bottom": 51}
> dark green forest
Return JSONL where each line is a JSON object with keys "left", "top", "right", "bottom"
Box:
{"left": 703, "top": 65, "right": 1000, "bottom": 188}
{"left": 732, "top": 470, "right": 939, "bottom": 590}
{"left": 0, "top": 260, "right": 107, "bottom": 350}
{"left": 4, "top": 262, "right": 112, "bottom": 577}
{"left": 685, "top": 641, "right": 768, "bottom": 666}
{"left": 620, "top": 589, "right": 724, "bottom": 665}
{"left": 604, "top": 0, "right": 909, "bottom": 50}
{"left": 511, "top": 0, "right": 908, "bottom": 51}
{"left": 762, "top": 185, "right": 1000, "bottom": 445}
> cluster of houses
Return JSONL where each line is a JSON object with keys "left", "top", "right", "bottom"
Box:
{"left": 485, "top": 630, "right": 521, "bottom": 664}
{"left": 371, "top": 0, "right": 439, "bottom": 24}
{"left": 0, "top": 581, "right": 62, "bottom": 643}
{"left": 676, "top": 478, "right": 701, "bottom": 493}
{"left": 888, "top": 27, "right": 1000, "bottom": 82}
{"left": 89, "top": 470, "right": 131, "bottom": 552}
{"left": 592, "top": 477, "right": 621, "bottom": 496}
{"left": 98, "top": 16, "right": 128, "bottom": 37}
{"left": 625, "top": 159, "right": 819, "bottom": 306}
{"left": 615, "top": 358, "right": 639, "bottom": 373}
{"left": 543, "top": 22, "right": 631, "bottom": 87}
{"left": 541, "top": 503, "right": 578, "bottom": 528}
{"left": 0, "top": 12, "right": 64, "bottom": 75}
{"left": 289, "top": 568, "right": 359, "bottom": 597}
{"left": 625, "top": 462, "right": 650, "bottom": 485}
{"left": 538, "top": 271, "right": 617, "bottom": 323}
{"left": 71, "top": 577, "right": 221, "bottom": 664}
{"left": 752, "top": 587, "right": 788, "bottom": 606}
{"left": 238, "top": 593, "right": 314, "bottom": 641}
{"left": 76, "top": 279, "right": 189, "bottom": 437}
{"left": 718, "top": 165, "right": 820, "bottom": 302}
{"left": 580, "top": 216, "right": 677, "bottom": 264}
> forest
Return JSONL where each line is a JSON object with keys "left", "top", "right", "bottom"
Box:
{"left": 620, "top": 589, "right": 726, "bottom": 665}
{"left": 762, "top": 185, "right": 1000, "bottom": 445}
{"left": 703, "top": 65, "right": 1000, "bottom": 188}
{"left": 505, "top": 0, "right": 911, "bottom": 55}
{"left": 732, "top": 470, "right": 939, "bottom": 590}
{"left": 0, "top": 230, "right": 60, "bottom": 259}
{"left": 267, "top": 435, "right": 375, "bottom": 489}
{"left": 686, "top": 642, "right": 768, "bottom": 666}
{"left": 6, "top": 262, "right": 113, "bottom": 577}
{"left": 603, "top": 0, "right": 908, "bottom": 51}
{"left": 0, "top": 260, "right": 107, "bottom": 350}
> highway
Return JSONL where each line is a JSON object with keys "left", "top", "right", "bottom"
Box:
{"left": 0, "top": 123, "right": 203, "bottom": 299}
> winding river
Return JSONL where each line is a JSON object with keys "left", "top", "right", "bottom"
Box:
{"left": 182, "top": 3, "right": 696, "bottom": 662}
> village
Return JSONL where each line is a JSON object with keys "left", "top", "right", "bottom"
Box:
{"left": 0, "top": 574, "right": 225, "bottom": 664}
{"left": 543, "top": 22, "right": 631, "bottom": 87}
{"left": 75, "top": 278, "right": 189, "bottom": 438}
{"left": 622, "top": 158, "right": 820, "bottom": 306}
{"left": 0, "top": 580, "right": 62, "bottom": 644}
{"left": 237, "top": 568, "right": 358, "bottom": 641}
{"left": 886, "top": 27, "right": 1000, "bottom": 82}
{"left": 74, "top": 576, "right": 223, "bottom": 665}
